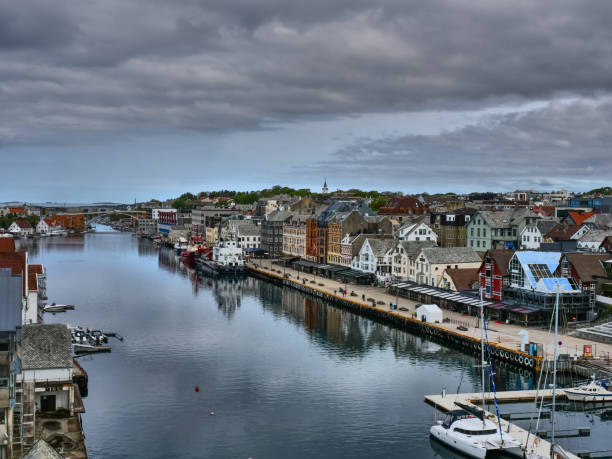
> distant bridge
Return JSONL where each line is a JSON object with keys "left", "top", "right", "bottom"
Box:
{"left": 76, "top": 210, "right": 148, "bottom": 224}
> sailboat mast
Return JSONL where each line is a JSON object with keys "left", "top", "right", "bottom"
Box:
{"left": 551, "top": 285, "right": 560, "bottom": 456}
{"left": 480, "top": 287, "right": 485, "bottom": 427}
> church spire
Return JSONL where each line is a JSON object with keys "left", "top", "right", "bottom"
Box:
{"left": 322, "top": 179, "right": 328, "bottom": 194}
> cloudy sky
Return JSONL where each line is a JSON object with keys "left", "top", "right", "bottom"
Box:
{"left": 2, "top": 0, "right": 612, "bottom": 202}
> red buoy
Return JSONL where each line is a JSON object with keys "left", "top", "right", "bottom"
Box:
{"left": 195, "top": 386, "right": 199, "bottom": 392}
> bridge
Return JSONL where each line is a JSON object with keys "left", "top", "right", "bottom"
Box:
{"left": 77, "top": 210, "right": 148, "bottom": 224}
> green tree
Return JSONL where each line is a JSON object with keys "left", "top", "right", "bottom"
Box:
{"left": 370, "top": 195, "right": 389, "bottom": 212}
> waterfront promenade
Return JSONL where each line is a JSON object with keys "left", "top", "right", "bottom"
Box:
{"left": 250, "top": 259, "right": 612, "bottom": 362}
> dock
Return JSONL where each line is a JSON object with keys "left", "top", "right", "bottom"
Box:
{"left": 247, "top": 260, "right": 612, "bottom": 375}
{"left": 425, "top": 390, "right": 580, "bottom": 459}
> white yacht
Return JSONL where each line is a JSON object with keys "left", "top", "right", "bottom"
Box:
{"left": 430, "top": 402, "right": 522, "bottom": 458}
{"left": 565, "top": 379, "right": 612, "bottom": 402}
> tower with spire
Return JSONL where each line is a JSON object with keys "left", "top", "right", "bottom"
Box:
{"left": 322, "top": 179, "right": 328, "bottom": 194}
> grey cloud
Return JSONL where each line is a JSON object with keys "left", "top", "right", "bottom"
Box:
{"left": 3, "top": 1, "right": 612, "bottom": 144}
{"left": 309, "top": 98, "right": 612, "bottom": 191}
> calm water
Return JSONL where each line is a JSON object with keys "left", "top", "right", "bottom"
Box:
{"left": 21, "top": 228, "right": 552, "bottom": 458}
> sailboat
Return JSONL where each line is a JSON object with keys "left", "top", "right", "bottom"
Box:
{"left": 430, "top": 289, "right": 522, "bottom": 458}
{"left": 523, "top": 286, "right": 572, "bottom": 459}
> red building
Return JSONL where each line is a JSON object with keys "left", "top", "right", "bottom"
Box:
{"left": 555, "top": 253, "right": 609, "bottom": 293}
{"left": 478, "top": 249, "right": 514, "bottom": 301}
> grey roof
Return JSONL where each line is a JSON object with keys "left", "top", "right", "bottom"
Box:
{"left": 366, "top": 238, "right": 396, "bottom": 257}
{"left": 236, "top": 223, "right": 261, "bottom": 236}
{"left": 395, "top": 240, "right": 436, "bottom": 257}
{"left": 579, "top": 229, "right": 612, "bottom": 243}
{"left": 265, "top": 210, "right": 293, "bottom": 222}
{"left": 21, "top": 439, "right": 64, "bottom": 459}
{"left": 421, "top": 247, "right": 482, "bottom": 264}
{"left": 583, "top": 213, "right": 612, "bottom": 230}
{"left": 318, "top": 199, "right": 376, "bottom": 223}
{"left": 0, "top": 268, "right": 22, "bottom": 333}
{"left": 22, "top": 324, "right": 73, "bottom": 370}
{"left": 536, "top": 219, "right": 560, "bottom": 236}
{"left": 477, "top": 208, "right": 539, "bottom": 228}
{"left": 364, "top": 215, "right": 388, "bottom": 223}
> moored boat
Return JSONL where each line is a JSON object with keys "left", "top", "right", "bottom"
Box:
{"left": 430, "top": 403, "right": 522, "bottom": 458}
{"left": 565, "top": 379, "right": 612, "bottom": 402}
{"left": 196, "top": 240, "right": 246, "bottom": 276}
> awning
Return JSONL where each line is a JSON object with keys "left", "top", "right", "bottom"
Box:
{"left": 511, "top": 307, "right": 537, "bottom": 314}
{"left": 487, "top": 303, "right": 507, "bottom": 310}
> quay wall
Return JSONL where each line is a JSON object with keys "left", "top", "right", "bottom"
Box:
{"left": 248, "top": 266, "right": 541, "bottom": 373}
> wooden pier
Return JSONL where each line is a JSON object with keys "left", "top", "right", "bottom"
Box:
{"left": 425, "top": 390, "right": 580, "bottom": 459}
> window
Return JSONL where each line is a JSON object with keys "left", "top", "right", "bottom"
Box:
{"left": 483, "top": 229, "right": 486, "bottom": 237}
{"left": 477, "top": 240, "right": 480, "bottom": 247}
{"left": 477, "top": 228, "right": 480, "bottom": 237}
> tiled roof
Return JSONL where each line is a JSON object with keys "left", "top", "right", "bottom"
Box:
{"left": 568, "top": 211, "right": 598, "bottom": 226}
{"left": 421, "top": 247, "right": 481, "bottom": 264}
{"left": 0, "top": 237, "right": 16, "bottom": 253}
{"left": 545, "top": 223, "right": 581, "bottom": 241}
{"left": 445, "top": 268, "right": 479, "bottom": 291}
{"left": 579, "top": 229, "right": 612, "bottom": 243}
{"left": 477, "top": 208, "right": 538, "bottom": 228}
{"left": 28, "top": 264, "right": 43, "bottom": 292}
{"left": 15, "top": 219, "right": 33, "bottom": 229}
{"left": 0, "top": 252, "right": 27, "bottom": 295}
{"left": 236, "top": 223, "right": 261, "bottom": 236}
{"left": 265, "top": 210, "right": 293, "bottom": 222}
{"left": 396, "top": 240, "right": 436, "bottom": 257}
{"left": 22, "top": 324, "right": 73, "bottom": 370}
{"left": 485, "top": 249, "right": 515, "bottom": 276}
{"left": 366, "top": 238, "right": 396, "bottom": 257}
{"left": 22, "top": 439, "right": 64, "bottom": 459}
{"left": 564, "top": 253, "right": 609, "bottom": 283}
{"left": 583, "top": 213, "right": 612, "bottom": 230}
{"left": 536, "top": 219, "right": 560, "bottom": 236}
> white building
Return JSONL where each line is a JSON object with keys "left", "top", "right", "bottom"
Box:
{"left": 397, "top": 221, "right": 438, "bottom": 243}
{"left": 8, "top": 220, "right": 34, "bottom": 236}
{"left": 20, "top": 324, "right": 76, "bottom": 416}
{"left": 36, "top": 218, "right": 62, "bottom": 235}
{"left": 391, "top": 240, "right": 436, "bottom": 281}
{"left": 352, "top": 238, "right": 396, "bottom": 284}
{"left": 520, "top": 225, "right": 542, "bottom": 249}
{"left": 411, "top": 247, "right": 482, "bottom": 287}
{"left": 236, "top": 223, "right": 261, "bottom": 250}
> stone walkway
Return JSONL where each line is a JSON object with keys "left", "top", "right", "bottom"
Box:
{"left": 250, "top": 259, "right": 612, "bottom": 361}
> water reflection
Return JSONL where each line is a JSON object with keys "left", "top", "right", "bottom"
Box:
{"left": 25, "top": 230, "right": 565, "bottom": 459}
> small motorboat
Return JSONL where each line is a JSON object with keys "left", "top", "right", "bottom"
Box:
{"left": 43, "top": 302, "right": 75, "bottom": 313}
{"left": 72, "top": 329, "right": 88, "bottom": 344}
{"left": 565, "top": 378, "right": 612, "bottom": 402}
{"left": 89, "top": 330, "right": 108, "bottom": 344}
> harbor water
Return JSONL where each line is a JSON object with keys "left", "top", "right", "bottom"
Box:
{"left": 20, "top": 227, "right": 607, "bottom": 458}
